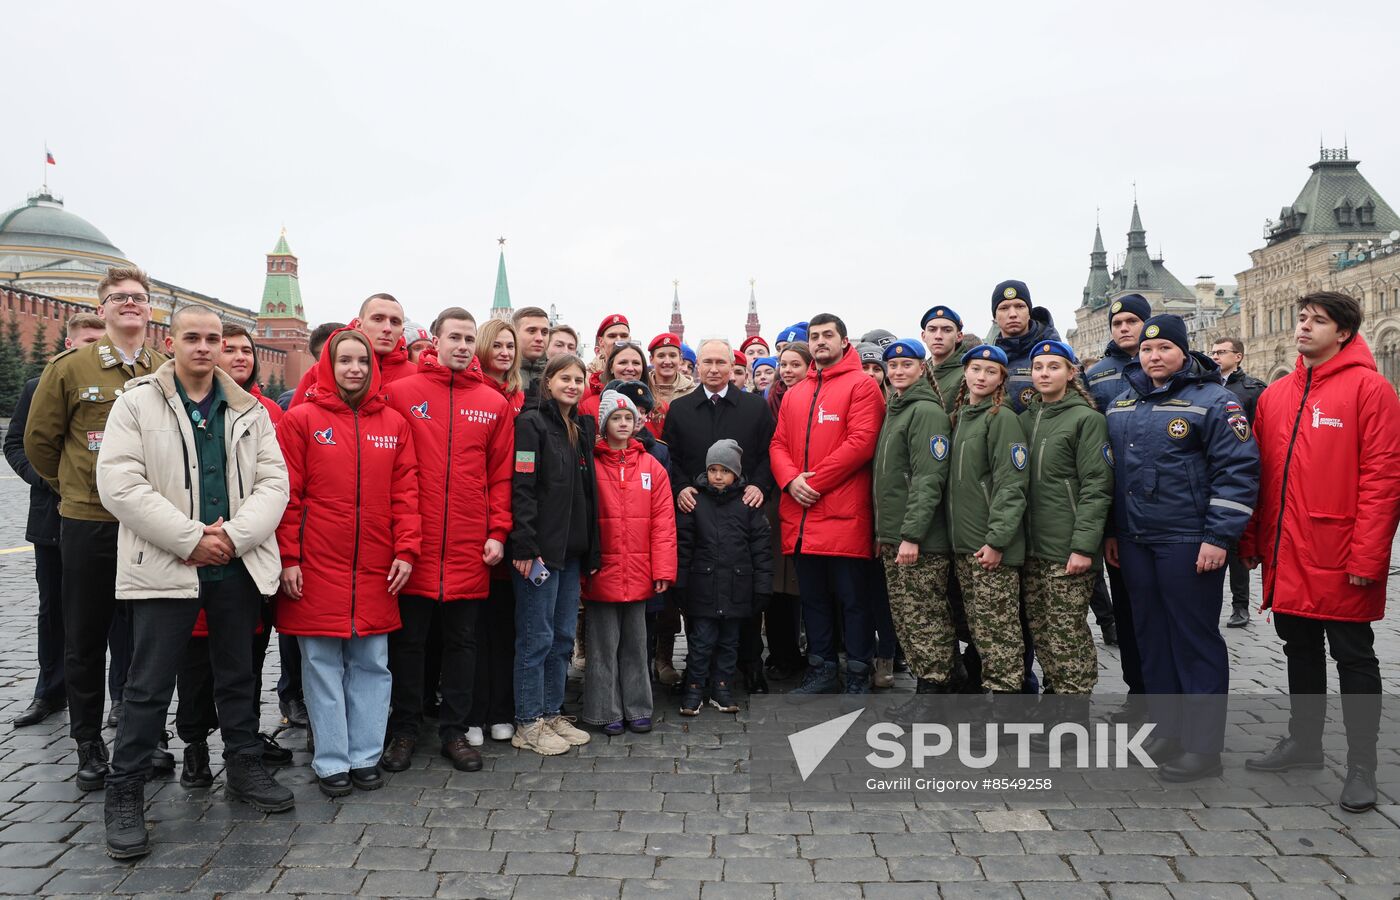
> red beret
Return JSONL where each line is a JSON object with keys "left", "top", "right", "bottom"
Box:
{"left": 596, "top": 314, "right": 629, "bottom": 337}
{"left": 733, "top": 349, "right": 747, "bottom": 368}
{"left": 648, "top": 333, "right": 680, "bottom": 353}
{"left": 740, "top": 335, "right": 770, "bottom": 353}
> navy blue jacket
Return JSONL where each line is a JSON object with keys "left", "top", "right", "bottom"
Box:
{"left": 996, "top": 308, "right": 1061, "bottom": 413}
{"left": 1084, "top": 340, "right": 1134, "bottom": 414}
{"left": 1105, "top": 352, "right": 1259, "bottom": 547}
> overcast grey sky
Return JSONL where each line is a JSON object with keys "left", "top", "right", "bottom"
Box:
{"left": 6, "top": 1, "right": 1397, "bottom": 348}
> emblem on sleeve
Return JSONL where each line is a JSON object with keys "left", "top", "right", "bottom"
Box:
{"left": 1019, "top": 387, "right": 1037, "bottom": 408}
{"left": 1228, "top": 413, "right": 1251, "bottom": 442}
{"left": 930, "top": 435, "right": 949, "bottom": 461}
{"left": 1166, "top": 417, "right": 1190, "bottom": 439}
{"left": 1102, "top": 442, "right": 1114, "bottom": 466}
{"left": 515, "top": 450, "right": 536, "bottom": 473}
{"left": 1010, "top": 442, "right": 1028, "bottom": 470}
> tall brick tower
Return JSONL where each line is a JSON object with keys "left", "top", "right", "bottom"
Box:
{"left": 254, "top": 228, "right": 313, "bottom": 388}
{"left": 668, "top": 279, "right": 684, "bottom": 341}
{"left": 744, "top": 278, "right": 761, "bottom": 338}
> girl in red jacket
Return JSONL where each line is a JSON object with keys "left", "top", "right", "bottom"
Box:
{"left": 580, "top": 390, "right": 676, "bottom": 734}
{"left": 275, "top": 329, "right": 421, "bottom": 797}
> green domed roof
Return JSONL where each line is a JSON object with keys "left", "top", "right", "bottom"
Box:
{"left": 0, "top": 192, "right": 127, "bottom": 260}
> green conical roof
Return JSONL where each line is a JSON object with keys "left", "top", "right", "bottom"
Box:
{"left": 260, "top": 230, "right": 304, "bottom": 319}
{"left": 492, "top": 249, "right": 511, "bottom": 310}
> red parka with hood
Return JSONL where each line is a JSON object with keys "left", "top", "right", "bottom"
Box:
{"left": 769, "top": 344, "right": 885, "bottom": 558}
{"left": 289, "top": 321, "right": 417, "bottom": 408}
{"left": 1240, "top": 336, "right": 1400, "bottom": 622}
{"left": 583, "top": 438, "right": 677, "bottom": 602}
{"left": 275, "top": 332, "right": 422, "bottom": 637}
{"left": 385, "top": 354, "right": 514, "bottom": 601}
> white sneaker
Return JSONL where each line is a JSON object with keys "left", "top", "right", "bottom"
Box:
{"left": 489, "top": 723, "right": 514, "bottom": 741}
{"left": 544, "top": 714, "right": 591, "bottom": 746}
{"left": 511, "top": 718, "right": 568, "bottom": 756}
{"left": 465, "top": 726, "right": 484, "bottom": 747}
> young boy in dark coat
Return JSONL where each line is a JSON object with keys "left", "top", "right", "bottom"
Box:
{"left": 676, "top": 440, "right": 774, "bottom": 714}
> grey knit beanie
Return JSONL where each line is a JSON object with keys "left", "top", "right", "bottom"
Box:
{"left": 705, "top": 438, "right": 743, "bottom": 478}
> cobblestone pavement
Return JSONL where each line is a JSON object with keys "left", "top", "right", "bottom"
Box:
{"left": 1, "top": 471, "right": 1398, "bottom": 898}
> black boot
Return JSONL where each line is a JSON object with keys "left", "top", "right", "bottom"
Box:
{"left": 710, "top": 682, "right": 740, "bottom": 713}
{"left": 181, "top": 741, "right": 213, "bottom": 788}
{"left": 76, "top": 740, "right": 110, "bottom": 792}
{"left": 743, "top": 668, "right": 769, "bottom": 695}
{"left": 150, "top": 731, "right": 175, "bottom": 774}
{"left": 103, "top": 780, "right": 149, "bottom": 859}
{"left": 1339, "top": 767, "right": 1377, "bottom": 814}
{"left": 224, "top": 751, "right": 294, "bottom": 813}
{"left": 106, "top": 700, "right": 123, "bottom": 729}
{"left": 1227, "top": 606, "right": 1249, "bottom": 628}
{"left": 1159, "top": 751, "right": 1223, "bottom": 783}
{"left": 259, "top": 733, "right": 294, "bottom": 767}
{"left": 914, "top": 678, "right": 947, "bottom": 694}
{"left": 1244, "top": 737, "right": 1323, "bottom": 773}
{"left": 1101, "top": 622, "right": 1119, "bottom": 646}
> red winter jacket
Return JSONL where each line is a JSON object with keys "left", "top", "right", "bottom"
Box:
{"left": 248, "top": 383, "right": 283, "bottom": 426}
{"left": 769, "top": 345, "right": 885, "bottom": 558}
{"left": 482, "top": 373, "right": 526, "bottom": 416}
{"left": 1240, "top": 337, "right": 1400, "bottom": 622}
{"left": 289, "top": 333, "right": 416, "bottom": 408}
{"left": 583, "top": 439, "right": 677, "bottom": 602}
{"left": 384, "top": 356, "right": 514, "bottom": 601}
{"left": 275, "top": 334, "right": 422, "bottom": 638}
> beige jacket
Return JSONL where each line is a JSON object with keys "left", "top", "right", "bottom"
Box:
{"left": 96, "top": 362, "right": 289, "bottom": 599}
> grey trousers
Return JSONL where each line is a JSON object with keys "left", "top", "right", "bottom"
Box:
{"left": 582, "top": 601, "right": 653, "bottom": 725}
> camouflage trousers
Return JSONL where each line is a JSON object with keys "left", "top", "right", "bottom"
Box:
{"left": 880, "top": 548, "right": 956, "bottom": 685}
{"left": 953, "top": 555, "right": 1024, "bottom": 693}
{"left": 1022, "top": 557, "right": 1098, "bottom": 695}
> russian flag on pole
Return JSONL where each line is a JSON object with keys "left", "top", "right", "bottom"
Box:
{"left": 46, "top": 150, "right": 55, "bottom": 165}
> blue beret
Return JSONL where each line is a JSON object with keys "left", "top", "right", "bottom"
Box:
{"left": 680, "top": 343, "right": 697, "bottom": 364}
{"left": 883, "top": 339, "right": 927, "bottom": 361}
{"left": 991, "top": 279, "right": 1031, "bottom": 313}
{"left": 751, "top": 355, "right": 778, "bottom": 372}
{"left": 1108, "top": 293, "right": 1152, "bottom": 323}
{"left": 921, "top": 306, "right": 963, "bottom": 330}
{"left": 1030, "top": 339, "right": 1079, "bottom": 365}
{"left": 775, "top": 322, "right": 808, "bottom": 345}
{"left": 1140, "top": 314, "right": 1190, "bottom": 356}
{"left": 961, "top": 344, "right": 1010, "bottom": 368}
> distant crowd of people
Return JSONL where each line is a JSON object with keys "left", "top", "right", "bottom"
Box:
{"left": 4, "top": 266, "right": 1398, "bottom": 861}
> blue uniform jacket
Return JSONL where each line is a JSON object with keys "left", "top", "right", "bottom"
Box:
{"left": 1084, "top": 339, "right": 1133, "bottom": 413}
{"left": 996, "top": 309, "right": 1061, "bottom": 413}
{"left": 1105, "top": 352, "right": 1259, "bottom": 547}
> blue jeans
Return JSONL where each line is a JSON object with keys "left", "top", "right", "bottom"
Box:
{"left": 512, "top": 558, "right": 581, "bottom": 723}
{"left": 794, "top": 554, "right": 874, "bottom": 671}
{"left": 299, "top": 634, "right": 391, "bottom": 778}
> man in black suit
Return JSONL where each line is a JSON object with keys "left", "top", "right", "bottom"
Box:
{"left": 662, "top": 339, "right": 790, "bottom": 692}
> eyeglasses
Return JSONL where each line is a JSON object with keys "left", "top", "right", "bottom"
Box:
{"left": 103, "top": 292, "right": 151, "bottom": 306}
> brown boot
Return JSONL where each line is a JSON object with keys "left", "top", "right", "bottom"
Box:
{"left": 379, "top": 734, "right": 416, "bottom": 772}
{"left": 440, "top": 735, "right": 483, "bottom": 772}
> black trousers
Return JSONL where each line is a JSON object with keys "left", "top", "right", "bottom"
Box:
{"left": 1088, "top": 572, "right": 1115, "bottom": 627}
{"left": 1274, "top": 612, "right": 1381, "bottom": 771}
{"left": 687, "top": 616, "right": 743, "bottom": 687}
{"left": 108, "top": 566, "right": 263, "bottom": 786}
{"left": 738, "top": 593, "right": 802, "bottom": 672}
{"left": 388, "top": 595, "right": 479, "bottom": 741}
{"left": 1225, "top": 547, "right": 1250, "bottom": 609}
{"left": 276, "top": 632, "right": 303, "bottom": 703}
{"left": 176, "top": 601, "right": 276, "bottom": 743}
{"left": 469, "top": 578, "right": 516, "bottom": 727}
{"left": 60, "top": 519, "right": 132, "bottom": 743}
{"left": 1106, "top": 562, "right": 1144, "bottom": 694}
{"left": 33, "top": 544, "right": 66, "bottom": 704}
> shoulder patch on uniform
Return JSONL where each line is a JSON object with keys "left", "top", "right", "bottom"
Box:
{"left": 1166, "top": 417, "right": 1190, "bottom": 439}
{"left": 1227, "top": 413, "right": 1251, "bottom": 443}
{"left": 1102, "top": 442, "right": 1114, "bottom": 466}
{"left": 1010, "top": 442, "right": 1028, "bottom": 470}
{"left": 1223, "top": 400, "right": 1243, "bottom": 414}
{"left": 51, "top": 346, "right": 79, "bottom": 362}
{"left": 1019, "top": 387, "right": 1037, "bottom": 408}
{"left": 1114, "top": 398, "right": 1136, "bottom": 408}
{"left": 930, "top": 435, "right": 949, "bottom": 461}
{"left": 515, "top": 450, "right": 536, "bottom": 473}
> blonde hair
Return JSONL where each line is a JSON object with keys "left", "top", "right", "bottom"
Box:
{"left": 474, "top": 319, "right": 524, "bottom": 394}
{"left": 327, "top": 330, "right": 375, "bottom": 409}
{"left": 97, "top": 266, "right": 151, "bottom": 298}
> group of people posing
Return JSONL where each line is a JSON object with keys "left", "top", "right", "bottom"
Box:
{"left": 6, "top": 267, "right": 1399, "bottom": 863}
